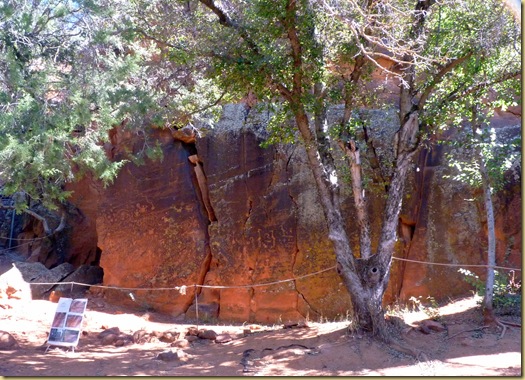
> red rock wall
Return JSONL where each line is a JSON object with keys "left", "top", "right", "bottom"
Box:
{"left": 68, "top": 105, "right": 520, "bottom": 323}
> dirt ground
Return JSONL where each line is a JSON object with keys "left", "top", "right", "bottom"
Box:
{"left": 0, "top": 293, "right": 521, "bottom": 376}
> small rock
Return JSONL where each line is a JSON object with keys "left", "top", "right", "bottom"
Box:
{"left": 185, "top": 335, "right": 199, "bottom": 343}
{"left": 101, "top": 333, "right": 118, "bottom": 346}
{"left": 133, "top": 330, "right": 150, "bottom": 344}
{"left": 171, "top": 339, "right": 190, "bottom": 349}
{"left": 159, "top": 331, "right": 177, "bottom": 343}
{"left": 186, "top": 327, "right": 199, "bottom": 336}
{"left": 215, "top": 334, "right": 233, "bottom": 344}
{"left": 155, "top": 350, "right": 180, "bottom": 362}
{"left": 197, "top": 329, "right": 218, "bottom": 340}
{"left": 98, "top": 327, "right": 120, "bottom": 339}
{"left": 0, "top": 331, "right": 18, "bottom": 350}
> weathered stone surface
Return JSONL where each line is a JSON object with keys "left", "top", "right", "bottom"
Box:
{"left": 89, "top": 104, "right": 520, "bottom": 323}
{"left": 155, "top": 350, "right": 183, "bottom": 362}
{"left": 397, "top": 124, "right": 522, "bottom": 302}
{"left": 98, "top": 327, "right": 120, "bottom": 339}
{"left": 97, "top": 128, "right": 211, "bottom": 315}
{"left": 171, "top": 339, "right": 190, "bottom": 348}
{"left": 197, "top": 329, "right": 218, "bottom": 340}
{"left": 0, "top": 264, "right": 32, "bottom": 302}
{"left": 0, "top": 331, "right": 18, "bottom": 350}
{"left": 53, "top": 265, "right": 104, "bottom": 296}
{"left": 215, "top": 333, "right": 233, "bottom": 344}
{"left": 31, "top": 263, "right": 76, "bottom": 298}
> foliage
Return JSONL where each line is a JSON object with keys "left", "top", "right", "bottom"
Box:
{"left": 408, "top": 295, "right": 442, "bottom": 321}
{"left": 458, "top": 268, "right": 522, "bottom": 314}
{"left": 0, "top": 0, "right": 129, "bottom": 210}
{"left": 0, "top": 0, "right": 227, "bottom": 213}
{"left": 445, "top": 126, "right": 521, "bottom": 191}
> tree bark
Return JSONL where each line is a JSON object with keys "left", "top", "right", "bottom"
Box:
{"left": 480, "top": 155, "right": 496, "bottom": 324}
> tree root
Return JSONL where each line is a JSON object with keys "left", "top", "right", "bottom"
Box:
{"left": 499, "top": 320, "right": 521, "bottom": 328}
{"left": 496, "top": 320, "right": 507, "bottom": 339}
{"left": 446, "top": 326, "right": 489, "bottom": 340}
{"left": 386, "top": 339, "right": 429, "bottom": 362}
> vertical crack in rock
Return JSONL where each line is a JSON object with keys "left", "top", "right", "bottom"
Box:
{"left": 188, "top": 153, "right": 217, "bottom": 223}
{"left": 191, "top": 243, "right": 214, "bottom": 310}
{"left": 179, "top": 138, "right": 217, "bottom": 314}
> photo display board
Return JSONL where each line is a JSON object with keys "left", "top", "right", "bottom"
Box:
{"left": 47, "top": 298, "right": 88, "bottom": 348}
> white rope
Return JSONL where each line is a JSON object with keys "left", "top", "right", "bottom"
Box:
{"left": 27, "top": 265, "right": 338, "bottom": 291}
{"left": 21, "top": 257, "right": 522, "bottom": 293}
{"left": 392, "top": 256, "right": 521, "bottom": 271}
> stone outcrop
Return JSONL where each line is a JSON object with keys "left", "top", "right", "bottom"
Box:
{"left": 90, "top": 104, "right": 520, "bottom": 322}
{"left": 2, "top": 104, "right": 519, "bottom": 323}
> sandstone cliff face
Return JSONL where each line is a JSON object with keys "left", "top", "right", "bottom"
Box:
{"left": 88, "top": 104, "right": 520, "bottom": 323}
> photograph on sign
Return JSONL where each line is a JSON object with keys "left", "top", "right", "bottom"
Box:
{"left": 65, "top": 315, "right": 83, "bottom": 328}
{"left": 49, "top": 328, "right": 64, "bottom": 342}
{"left": 51, "top": 312, "right": 67, "bottom": 328}
{"left": 63, "top": 329, "right": 80, "bottom": 344}
{"left": 69, "top": 300, "right": 87, "bottom": 314}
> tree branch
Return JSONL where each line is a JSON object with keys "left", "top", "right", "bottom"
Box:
{"left": 445, "top": 70, "right": 521, "bottom": 104}
{"left": 198, "top": 0, "right": 293, "bottom": 101}
{"left": 23, "top": 208, "right": 66, "bottom": 235}
{"left": 418, "top": 52, "right": 473, "bottom": 108}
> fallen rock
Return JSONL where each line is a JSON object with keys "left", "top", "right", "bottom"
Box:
{"left": 133, "top": 330, "right": 150, "bottom": 344}
{"left": 98, "top": 327, "right": 120, "bottom": 339}
{"left": 0, "top": 331, "right": 19, "bottom": 350}
{"left": 0, "top": 264, "right": 32, "bottom": 302}
{"left": 283, "top": 321, "right": 310, "bottom": 329}
{"left": 159, "top": 331, "right": 178, "bottom": 343}
{"left": 197, "top": 329, "right": 218, "bottom": 340}
{"left": 185, "top": 335, "right": 199, "bottom": 343}
{"left": 53, "top": 265, "right": 104, "bottom": 296}
{"left": 31, "top": 263, "right": 76, "bottom": 298}
{"left": 171, "top": 339, "right": 190, "bottom": 349}
{"left": 155, "top": 350, "right": 180, "bottom": 362}
{"left": 101, "top": 333, "right": 119, "bottom": 346}
{"left": 186, "top": 326, "right": 199, "bottom": 336}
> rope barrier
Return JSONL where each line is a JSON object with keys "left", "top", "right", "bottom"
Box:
{"left": 0, "top": 234, "right": 56, "bottom": 241}
{"left": 392, "top": 256, "right": 522, "bottom": 272}
{"left": 12, "top": 255, "right": 521, "bottom": 293}
{"left": 26, "top": 265, "right": 338, "bottom": 291}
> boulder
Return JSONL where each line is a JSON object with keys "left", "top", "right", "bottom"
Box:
{"left": 0, "top": 264, "right": 32, "bottom": 302}
{"left": 197, "top": 329, "right": 218, "bottom": 340}
{"left": 0, "top": 331, "right": 18, "bottom": 350}
{"left": 29, "top": 263, "right": 76, "bottom": 298}
{"left": 53, "top": 265, "right": 104, "bottom": 296}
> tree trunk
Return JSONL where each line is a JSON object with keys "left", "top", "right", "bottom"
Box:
{"left": 293, "top": 102, "right": 419, "bottom": 337}
{"left": 478, "top": 141, "right": 497, "bottom": 324}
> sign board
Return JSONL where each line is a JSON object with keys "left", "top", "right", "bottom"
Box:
{"left": 47, "top": 298, "right": 87, "bottom": 350}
